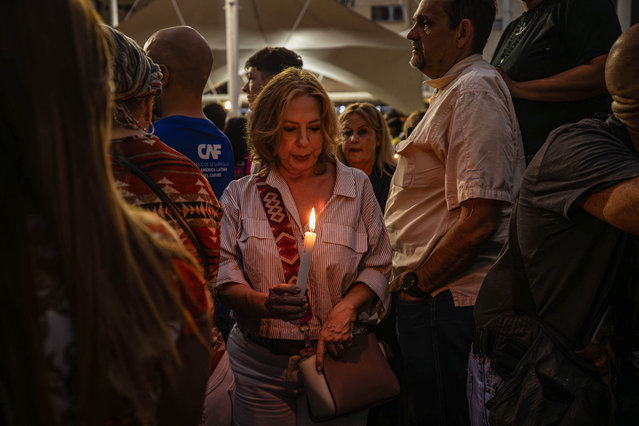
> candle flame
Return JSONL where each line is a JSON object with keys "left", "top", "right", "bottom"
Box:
{"left": 309, "top": 208, "right": 316, "bottom": 231}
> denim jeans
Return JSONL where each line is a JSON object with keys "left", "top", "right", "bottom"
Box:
{"left": 395, "top": 290, "right": 475, "bottom": 426}
{"left": 467, "top": 348, "right": 503, "bottom": 426}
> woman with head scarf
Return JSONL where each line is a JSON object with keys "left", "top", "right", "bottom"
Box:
{"left": 103, "top": 26, "right": 233, "bottom": 426}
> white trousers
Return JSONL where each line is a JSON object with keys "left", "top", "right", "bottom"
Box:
{"left": 226, "top": 326, "right": 368, "bottom": 426}
{"left": 201, "top": 350, "right": 235, "bottom": 426}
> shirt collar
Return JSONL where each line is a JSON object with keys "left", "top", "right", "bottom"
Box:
{"left": 264, "top": 160, "right": 357, "bottom": 199}
{"left": 425, "top": 54, "right": 483, "bottom": 91}
{"left": 264, "top": 166, "right": 288, "bottom": 192}
{"left": 333, "top": 161, "right": 357, "bottom": 198}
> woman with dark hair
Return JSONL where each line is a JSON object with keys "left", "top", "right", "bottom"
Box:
{"left": 1, "top": 1, "right": 210, "bottom": 424}
{"left": 216, "top": 68, "right": 392, "bottom": 425}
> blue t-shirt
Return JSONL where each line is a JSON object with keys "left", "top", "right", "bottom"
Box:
{"left": 154, "top": 115, "right": 235, "bottom": 199}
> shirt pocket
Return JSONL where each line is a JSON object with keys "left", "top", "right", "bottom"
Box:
{"left": 322, "top": 223, "right": 368, "bottom": 253}
{"left": 392, "top": 154, "right": 415, "bottom": 188}
{"left": 238, "top": 218, "right": 281, "bottom": 286}
{"left": 394, "top": 134, "right": 445, "bottom": 189}
{"left": 523, "top": 23, "right": 565, "bottom": 73}
{"left": 239, "top": 218, "right": 272, "bottom": 241}
{"left": 394, "top": 149, "right": 444, "bottom": 189}
{"left": 318, "top": 223, "right": 368, "bottom": 299}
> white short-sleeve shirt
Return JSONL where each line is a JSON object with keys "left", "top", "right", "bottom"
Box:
{"left": 385, "top": 54, "right": 525, "bottom": 307}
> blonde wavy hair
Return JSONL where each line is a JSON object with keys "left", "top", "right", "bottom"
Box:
{"left": 338, "top": 102, "right": 396, "bottom": 176}
{"left": 248, "top": 68, "right": 338, "bottom": 174}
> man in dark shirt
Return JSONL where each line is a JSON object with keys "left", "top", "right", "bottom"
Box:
{"left": 493, "top": 0, "right": 621, "bottom": 163}
{"left": 470, "top": 24, "right": 639, "bottom": 425}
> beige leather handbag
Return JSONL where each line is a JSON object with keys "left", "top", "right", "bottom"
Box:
{"left": 299, "top": 333, "right": 400, "bottom": 421}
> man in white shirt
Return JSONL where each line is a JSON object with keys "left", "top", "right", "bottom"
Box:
{"left": 384, "top": 0, "right": 524, "bottom": 424}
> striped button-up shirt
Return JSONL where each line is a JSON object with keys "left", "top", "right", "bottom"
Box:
{"left": 218, "top": 161, "right": 391, "bottom": 340}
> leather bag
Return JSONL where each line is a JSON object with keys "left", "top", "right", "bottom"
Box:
{"left": 486, "top": 199, "right": 612, "bottom": 425}
{"left": 487, "top": 325, "right": 611, "bottom": 426}
{"left": 299, "top": 333, "right": 400, "bottom": 422}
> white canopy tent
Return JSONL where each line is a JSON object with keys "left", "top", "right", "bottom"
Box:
{"left": 116, "top": 0, "right": 425, "bottom": 115}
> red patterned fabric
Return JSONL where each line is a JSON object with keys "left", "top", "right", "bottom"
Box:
{"left": 111, "top": 134, "right": 222, "bottom": 284}
{"left": 111, "top": 134, "right": 225, "bottom": 372}
{"left": 144, "top": 215, "right": 210, "bottom": 319}
{"left": 255, "top": 174, "right": 311, "bottom": 324}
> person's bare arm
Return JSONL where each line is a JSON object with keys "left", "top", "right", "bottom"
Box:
{"left": 499, "top": 54, "right": 607, "bottom": 102}
{"left": 216, "top": 283, "right": 307, "bottom": 321}
{"left": 315, "top": 283, "right": 377, "bottom": 371}
{"left": 581, "top": 176, "right": 639, "bottom": 235}
{"left": 411, "top": 198, "right": 505, "bottom": 295}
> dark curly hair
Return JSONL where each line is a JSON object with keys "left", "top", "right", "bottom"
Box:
{"left": 244, "top": 47, "right": 303, "bottom": 77}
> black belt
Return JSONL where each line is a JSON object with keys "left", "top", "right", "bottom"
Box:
{"left": 244, "top": 332, "right": 315, "bottom": 356}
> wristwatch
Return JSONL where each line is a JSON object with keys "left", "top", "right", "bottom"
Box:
{"left": 400, "top": 271, "right": 427, "bottom": 299}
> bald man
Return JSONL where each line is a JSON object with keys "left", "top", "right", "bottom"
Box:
{"left": 469, "top": 24, "right": 639, "bottom": 426}
{"left": 144, "top": 26, "right": 234, "bottom": 426}
{"left": 145, "top": 26, "right": 234, "bottom": 200}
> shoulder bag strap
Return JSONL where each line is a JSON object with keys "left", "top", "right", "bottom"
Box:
{"left": 112, "top": 150, "right": 210, "bottom": 278}
{"left": 254, "top": 173, "right": 312, "bottom": 327}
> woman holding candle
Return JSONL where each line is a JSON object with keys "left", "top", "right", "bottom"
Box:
{"left": 216, "top": 68, "right": 392, "bottom": 425}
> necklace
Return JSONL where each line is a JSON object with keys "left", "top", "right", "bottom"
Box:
{"left": 497, "top": 3, "right": 544, "bottom": 66}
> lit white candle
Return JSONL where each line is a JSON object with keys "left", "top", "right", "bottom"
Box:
{"left": 297, "top": 208, "right": 316, "bottom": 294}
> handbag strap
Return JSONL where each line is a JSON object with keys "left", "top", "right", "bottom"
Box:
{"left": 112, "top": 150, "right": 210, "bottom": 278}
{"left": 254, "top": 173, "right": 312, "bottom": 326}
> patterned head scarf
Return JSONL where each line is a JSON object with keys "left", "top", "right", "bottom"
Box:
{"left": 102, "top": 25, "right": 163, "bottom": 129}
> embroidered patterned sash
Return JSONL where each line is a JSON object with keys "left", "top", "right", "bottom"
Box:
{"left": 255, "top": 174, "right": 312, "bottom": 325}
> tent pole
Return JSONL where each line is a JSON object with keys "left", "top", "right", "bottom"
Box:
{"left": 170, "top": 0, "right": 186, "bottom": 25}
{"left": 501, "top": 0, "right": 511, "bottom": 29}
{"left": 617, "top": 0, "right": 631, "bottom": 31}
{"left": 110, "top": 0, "right": 119, "bottom": 26}
{"left": 225, "top": 0, "right": 240, "bottom": 117}
{"left": 283, "top": 0, "right": 311, "bottom": 46}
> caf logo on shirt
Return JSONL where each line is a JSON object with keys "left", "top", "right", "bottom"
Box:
{"left": 198, "top": 144, "right": 222, "bottom": 160}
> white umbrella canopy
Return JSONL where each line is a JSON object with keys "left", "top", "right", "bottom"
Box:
{"left": 116, "top": 0, "right": 425, "bottom": 114}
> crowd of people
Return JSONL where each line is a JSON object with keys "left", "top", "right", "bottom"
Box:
{"left": 3, "top": 0, "right": 638, "bottom": 425}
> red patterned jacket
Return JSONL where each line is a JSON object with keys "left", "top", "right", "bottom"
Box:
{"left": 111, "top": 134, "right": 225, "bottom": 371}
